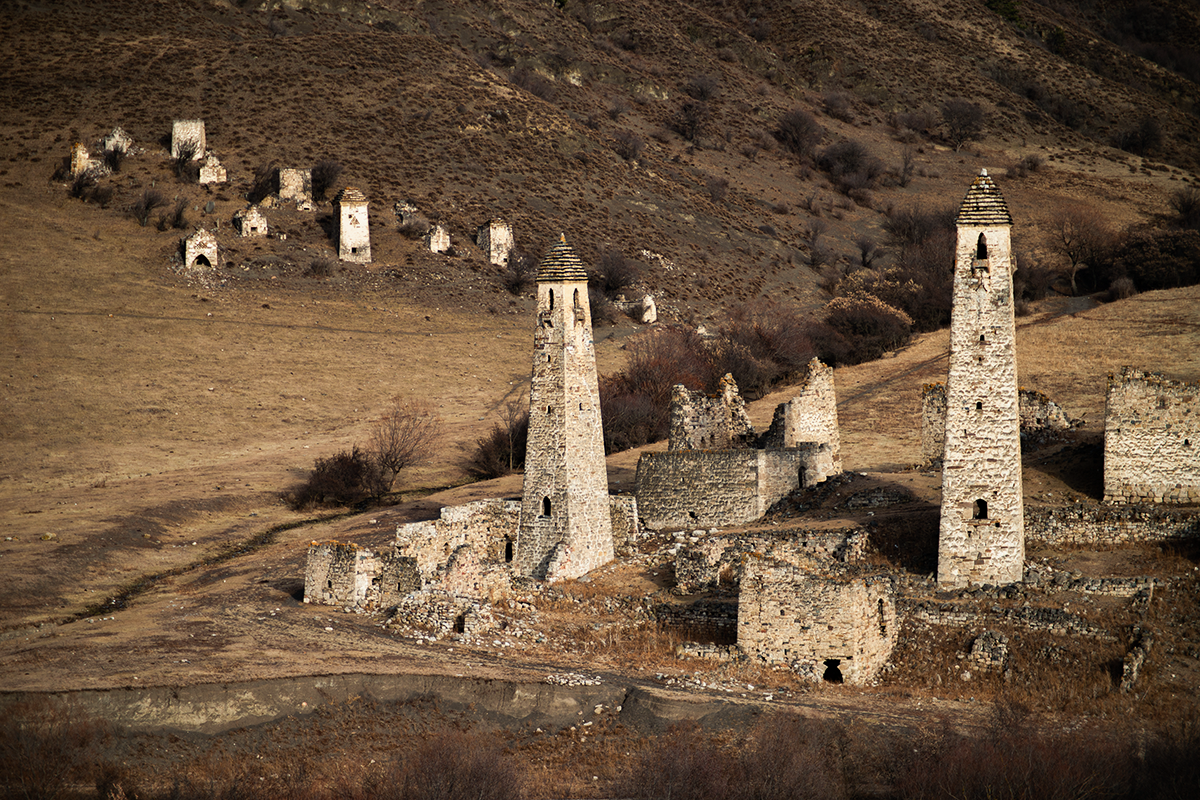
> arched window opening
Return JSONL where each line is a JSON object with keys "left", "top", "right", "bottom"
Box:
{"left": 976, "top": 233, "right": 988, "bottom": 260}
{"left": 574, "top": 288, "right": 581, "bottom": 309}
{"left": 822, "top": 659, "right": 844, "bottom": 684}
{"left": 542, "top": 496, "right": 551, "bottom": 517}
{"left": 973, "top": 499, "right": 988, "bottom": 520}
{"left": 979, "top": 334, "right": 986, "bottom": 344}
{"left": 976, "top": 401, "right": 983, "bottom": 411}
{"left": 195, "top": 254, "right": 211, "bottom": 268}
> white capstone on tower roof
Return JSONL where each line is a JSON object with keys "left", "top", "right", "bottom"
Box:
{"left": 937, "top": 169, "right": 1024, "bottom": 588}
{"left": 334, "top": 186, "right": 371, "bottom": 263}
{"left": 516, "top": 235, "right": 614, "bottom": 581}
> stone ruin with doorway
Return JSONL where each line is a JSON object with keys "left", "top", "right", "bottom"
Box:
{"left": 476, "top": 219, "right": 514, "bottom": 266}
{"left": 634, "top": 359, "right": 841, "bottom": 530}
{"left": 334, "top": 186, "right": 371, "bottom": 263}
{"left": 233, "top": 205, "right": 267, "bottom": 238}
{"left": 183, "top": 229, "right": 218, "bottom": 270}
{"left": 198, "top": 152, "right": 226, "bottom": 184}
{"left": 425, "top": 224, "right": 450, "bottom": 254}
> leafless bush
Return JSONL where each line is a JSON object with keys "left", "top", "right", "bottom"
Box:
{"left": 824, "top": 293, "right": 914, "bottom": 363}
{"left": 898, "top": 146, "right": 916, "bottom": 187}
{"left": 591, "top": 248, "right": 642, "bottom": 298}
{"left": 393, "top": 731, "right": 524, "bottom": 800}
{"left": 855, "top": 236, "right": 885, "bottom": 268}
{"left": 247, "top": 161, "right": 278, "bottom": 203}
{"left": 623, "top": 723, "right": 738, "bottom": 800}
{"left": 1169, "top": 186, "right": 1200, "bottom": 229}
{"left": 1006, "top": 154, "right": 1043, "bottom": 179}
{"left": 684, "top": 73, "right": 721, "bottom": 101}
{"left": 1048, "top": 204, "right": 1115, "bottom": 294}
{"left": 500, "top": 248, "right": 537, "bottom": 295}
{"left": 671, "top": 100, "right": 710, "bottom": 142}
{"left": 131, "top": 188, "right": 168, "bottom": 227}
{"left": 103, "top": 145, "right": 125, "bottom": 173}
{"left": 368, "top": 396, "right": 442, "bottom": 492}
{"left": 172, "top": 140, "right": 199, "bottom": 182}
{"left": 398, "top": 214, "right": 431, "bottom": 239}
{"left": 168, "top": 198, "right": 188, "bottom": 230}
{"left": 941, "top": 97, "right": 985, "bottom": 150}
{"left": 306, "top": 256, "right": 336, "bottom": 278}
{"left": 612, "top": 129, "right": 644, "bottom": 161}
{"left": 510, "top": 67, "right": 557, "bottom": 102}
{"left": 0, "top": 698, "right": 107, "bottom": 800}
{"left": 748, "top": 17, "right": 772, "bottom": 42}
{"left": 706, "top": 174, "right": 729, "bottom": 203}
{"left": 892, "top": 107, "right": 938, "bottom": 138}
{"left": 607, "top": 97, "right": 631, "bottom": 120}
{"left": 817, "top": 139, "right": 884, "bottom": 194}
{"left": 311, "top": 159, "right": 343, "bottom": 202}
{"left": 822, "top": 90, "right": 855, "bottom": 122}
{"left": 774, "top": 108, "right": 824, "bottom": 159}
{"left": 1106, "top": 276, "right": 1138, "bottom": 301}
{"left": 69, "top": 170, "right": 97, "bottom": 200}
{"left": 589, "top": 285, "right": 619, "bottom": 325}
{"left": 287, "top": 446, "right": 386, "bottom": 509}
{"left": 463, "top": 400, "right": 528, "bottom": 479}
{"left": 1111, "top": 115, "right": 1162, "bottom": 155}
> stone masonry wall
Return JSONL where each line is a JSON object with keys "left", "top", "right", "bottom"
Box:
{"left": 738, "top": 559, "right": 896, "bottom": 684}
{"left": 1025, "top": 503, "right": 1200, "bottom": 546}
{"left": 279, "top": 169, "right": 312, "bottom": 205}
{"left": 635, "top": 446, "right": 827, "bottom": 530}
{"left": 303, "top": 542, "right": 420, "bottom": 611}
{"left": 171, "top": 120, "right": 205, "bottom": 160}
{"left": 476, "top": 220, "right": 514, "bottom": 266}
{"left": 760, "top": 358, "right": 841, "bottom": 472}
{"left": 335, "top": 187, "right": 371, "bottom": 263}
{"left": 668, "top": 374, "right": 755, "bottom": 451}
{"left": 394, "top": 499, "right": 521, "bottom": 582}
{"left": 675, "top": 527, "right": 867, "bottom": 594}
{"left": 1104, "top": 367, "right": 1200, "bottom": 504}
{"left": 923, "top": 384, "right": 1075, "bottom": 463}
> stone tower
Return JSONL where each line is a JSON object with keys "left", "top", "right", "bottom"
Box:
{"left": 334, "top": 186, "right": 371, "bottom": 263}
{"left": 937, "top": 170, "right": 1024, "bottom": 588}
{"left": 516, "top": 235, "right": 614, "bottom": 581}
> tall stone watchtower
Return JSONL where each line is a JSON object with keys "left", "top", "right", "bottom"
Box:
{"left": 334, "top": 186, "right": 371, "bottom": 263}
{"left": 937, "top": 170, "right": 1024, "bottom": 588}
{"left": 516, "top": 235, "right": 614, "bottom": 581}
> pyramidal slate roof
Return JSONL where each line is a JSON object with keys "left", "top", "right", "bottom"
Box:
{"left": 957, "top": 169, "right": 1012, "bottom": 226}
{"left": 537, "top": 233, "right": 589, "bottom": 282}
{"left": 334, "top": 186, "right": 367, "bottom": 205}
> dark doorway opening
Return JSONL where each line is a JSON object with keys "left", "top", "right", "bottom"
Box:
{"left": 822, "top": 659, "right": 844, "bottom": 683}
{"left": 973, "top": 499, "right": 988, "bottom": 520}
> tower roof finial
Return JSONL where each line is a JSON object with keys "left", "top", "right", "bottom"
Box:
{"left": 957, "top": 171, "right": 1011, "bottom": 226}
{"left": 537, "top": 234, "right": 588, "bottom": 282}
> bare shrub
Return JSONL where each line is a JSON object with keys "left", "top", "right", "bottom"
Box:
{"left": 941, "top": 97, "right": 985, "bottom": 150}
{"left": 1110, "top": 228, "right": 1200, "bottom": 291}
{"left": 855, "top": 236, "right": 885, "bottom": 268}
{"left": 247, "top": 161, "right": 278, "bottom": 203}
{"left": 131, "top": 188, "right": 167, "bottom": 227}
{"left": 398, "top": 214, "right": 431, "bottom": 239}
{"left": 774, "top": 108, "right": 824, "bottom": 159}
{"left": 510, "top": 67, "right": 557, "bottom": 102}
{"left": 589, "top": 285, "right": 619, "bottom": 325}
{"left": 684, "top": 73, "right": 721, "bottom": 101}
{"left": 1048, "top": 204, "right": 1115, "bottom": 294}
{"left": 1169, "top": 186, "right": 1200, "bottom": 229}
{"left": 823, "top": 293, "right": 914, "bottom": 363}
{"left": 897, "top": 146, "right": 916, "bottom": 187}
{"left": 717, "top": 300, "right": 815, "bottom": 397}
{"left": 738, "top": 713, "right": 849, "bottom": 799}
{"left": 168, "top": 198, "right": 188, "bottom": 230}
{"left": 103, "top": 146, "right": 125, "bottom": 173}
{"left": 817, "top": 139, "right": 885, "bottom": 194}
{"left": 822, "top": 90, "right": 855, "bottom": 122}
{"left": 306, "top": 256, "right": 336, "bottom": 278}
{"left": 463, "top": 401, "right": 528, "bottom": 480}
{"left": 705, "top": 174, "right": 729, "bottom": 203}
{"left": 0, "top": 698, "right": 107, "bottom": 800}
{"left": 368, "top": 396, "right": 442, "bottom": 491}
{"left": 311, "top": 159, "right": 343, "bottom": 202}
{"left": 287, "top": 446, "right": 386, "bottom": 509}
{"left": 500, "top": 248, "right": 537, "bottom": 295}
{"left": 172, "top": 140, "right": 199, "bottom": 182}
{"left": 590, "top": 248, "right": 642, "bottom": 298}
{"left": 1013, "top": 252, "right": 1056, "bottom": 303}
{"left": 393, "top": 730, "right": 524, "bottom": 800}
{"left": 612, "top": 129, "right": 644, "bottom": 161}
{"left": 671, "top": 100, "right": 709, "bottom": 142}
{"left": 1106, "top": 276, "right": 1137, "bottom": 301}
{"left": 893, "top": 107, "right": 938, "bottom": 138}
{"left": 1006, "top": 153, "right": 1043, "bottom": 178}
{"left": 748, "top": 17, "right": 771, "bottom": 42}
{"left": 607, "top": 97, "right": 631, "bottom": 120}
{"left": 69, "top": 170, "right": 97, "bottom": 200}
{"left": 622, "top": 722, "right": 738, "bottom": 800}
{"left": 1111, "top": 115, "right": 1162, "bottom": 155}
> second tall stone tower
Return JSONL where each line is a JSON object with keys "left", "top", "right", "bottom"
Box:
{"left": 516, "top": 235, "right": 614, "bottom": 581}
{"left": 937, "top": 170, "right": 1024, "bottom": 587}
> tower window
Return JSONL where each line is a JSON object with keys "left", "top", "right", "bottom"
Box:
{"left": 548, "top": 405, "right": 553, "bottom": 415}
{"left": 979, "top": 334, "right": 986, "bottom": 344}
{"left": 548, "top": 289, "right": 554, "bottom": 310}
{"left": 976, "top": 233, "right": 988, "bottom": 259}
{"left": 542, "top": 497, "right": 551, "bottom": 517}
{"left": 976, "top": 401, "right": 983, "bottom": 410}
{"left": 972, "top": 499, "right": 988, "bottom": 520}
{"left": 504, "top": 538, "right": 514, "bottom": 563}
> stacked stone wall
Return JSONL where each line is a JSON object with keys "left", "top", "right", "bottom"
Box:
{"left": 674, "top": 527, "right": 867, "bottom": 594}
{"left": 761, "top": 359, "right": 841, "bottom": 471}
{"left": 738, "top": 559, "right": 896, "bottom": 684}
{"left": 654, "top": 601, "right": 738, "bottom": 644}
{"left": 395, "top": 499, "right": 521, "bottom": 581}
{"left": 635, "top": 447, "right": 826, "bottom": 530}
{"left": 171, "top": 120, "right": 205, "bottom": 159}
{"left": 901, "top": 599, "right": 1116, "bottom": 640}
{"left": 1025, "top": 504, "right": 1200, "bottom": 546}
{"left": 1103, "top": 367, "right": 1200, "bottom": 504}
{"left": 303, "top": 543, "right": 420, "bottom": 611}
{"left": 476, "top": 220, "right": 514, "bottom": 266}
{"left": 668, "top": 375, "right": 754, "bottom": 451}
{"left": 279, "top": 169, "right": 312, "bottom": 205}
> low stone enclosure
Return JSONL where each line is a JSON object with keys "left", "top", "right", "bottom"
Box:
{"left": 1104, "top": 367, "right": 1199, "bottom": 504}
{"left": 636, "top": 362, "right": 841, "bottom": 530}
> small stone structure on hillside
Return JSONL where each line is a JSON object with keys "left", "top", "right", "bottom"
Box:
{"left": 937, "top": 170, "right": 1024, "bottom": 589}
{"left": 279, "top": 168, "right": 313, "bottom": 207}
{"left": 476, "top": 219, "right": 514, "bottom": 266}
{"left": 636, "top": 361, "right": 841, "bottom": 530}
{"left": 183, "top": 229, "right": 218, "bottom": 270}
{"left": 233, "top": 205, "right": 267, "bottom": 237}
{"left": 198, "top": 152, "right": 226, "bottom": 184}
{"left": 738, "top": 558, "right": 896, "bottom": 684}
{"left": 613, "top": 294, "right": 658, "bottom": 324}
{"left": 516, "top": 235, "right": 615, "bottom": 581}
{"left": 70, "top": 143, "right": 90, "bottom": 177}
{"left": 334, "top": 186, "right": 371, "bottom": 263}
{"left": 1104, "top": 367, "right": 1200, "bottom": 504}
{"left": 171, "top": 119, "right": 206, "bottom": 160}
{"left": 922, "top": 383, "right": 1077, "bottom": 463}
{"left": 425, "top": 224, "right": 450, "bottom": 254}
{"left": 102, "top": 127, "right": 131, "bottom": 155}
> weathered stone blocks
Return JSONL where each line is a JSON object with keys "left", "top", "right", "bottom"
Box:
{"left": 183, "top": 229, "right": 218, "bottom": 270}
{"left": 171, "top": 119, "right": 206, "bottom": 160}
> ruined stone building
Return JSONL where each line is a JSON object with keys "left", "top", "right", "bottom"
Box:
{"left": 937, "top": 170, "right": 1024, "bottom": 588}
{"left": 738, "top": 558, "right": 895, "bottom": 685}
{"left": 183, "top": 229, "right": 218, "bottom": 270}
{"left": 233, "top": 205, "right": 267, "bottom": 237}
{"left": 476, "top": 219, "right": 514, "bottom": 266}
{"left": 279, "top": 168, "right": 312, "bottom": 207}
{"left": 635, "top": 360, "right": 841, "bottom": 530}
{"left": 102, "top": 127, "right": 131, "bottom": 155}
{"left": 334, "top": 186, "right": 371, "bottom": 263}
{"left": 69, "top": 143, "right": 90, "bottom": 177}
{"left": 425, "top": 224, "right": 450, "bottom": 254}
{"left": 171, "top": 119, "right": 205, "bottom": 159}
{"left": 1104, "top": 367, "right": 1200, "bottom": 504}
{"left": 516, "top": 235, "right": 615, "bottom": 581}
{"left": 198, "top": 153, "right": 226, "bottom": 184}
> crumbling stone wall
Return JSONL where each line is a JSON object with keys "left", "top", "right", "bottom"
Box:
{"left": 425, "top": 224, "right": 450, "bottom": 254}
{"left": 1104, "top": 367, "right": 1200, "bottom": 504}
{"left": 183, "top": 229, "right": 218, "bottom": 270}
{"left": 938, "top": 171, "right": 1024, "bottom": 588}
{"left": 233, "top": 205, "right": 266, "bottom": 237}
{"left": 923, "top": 383, "right": 1075, "bottom": 463}
{"left": 760, "top": 359, "right": 842, "bottom": 471}
{"left": 635, "top": 446, "right": 829, "bottom": 530}
{"left": 394, "top": 499, "right": 521, "bottom": 582}
{"left": 102, "top": 127, "right": 131, "bottom": 154}
{"left": 171, "top": 119, "right": 205, "bottom": 160}
{"left": 674, "top": 527, "right": 867, "bottom": 593}
{"left": 334, "top": 186, "right": 371, "bottom": 263}
{"left": 70, "top": 143, "right": 90, "bottom": 177}
{"left": 738, "top": 558, "right": 896, "bottom": 684}
{"left": 198, "top": 153, "right": 226, "bottom": 184}
{"left": 303, "top": 542, "right": 420, "bottom": 611}
{"left": 279, "top": 169, "right": 312, "bottom": 206}
{"left": 476, "top": 219, "right": 514, "bottom": 266}
{"left": 668, "top": 374, "right": 754, "bottom": 450}
{"left": 1026, "top": 503, "right": 1200, "bottom": 546}
{"left": 517, "top": 237, "right": 614, "bottom": 581}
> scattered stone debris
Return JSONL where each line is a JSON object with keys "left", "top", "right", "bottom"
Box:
{"left": 545, "top": 672, "right": 603, "bottom": 686}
